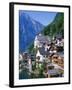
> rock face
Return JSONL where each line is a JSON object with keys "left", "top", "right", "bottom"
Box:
{"left": 19, "top": 12, "right": 44, "bottom": 52}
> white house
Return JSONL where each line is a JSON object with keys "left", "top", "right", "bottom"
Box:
{"left": 34, "top": 35, "right": 42, "bottom": 48}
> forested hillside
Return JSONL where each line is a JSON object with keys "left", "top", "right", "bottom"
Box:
{"left": 42, "top": 13, "right": 64, "bottom": 38}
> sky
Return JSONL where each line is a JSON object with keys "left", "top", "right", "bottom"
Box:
{"left": 20, "top": 10, "right": 57, "bottom": 26}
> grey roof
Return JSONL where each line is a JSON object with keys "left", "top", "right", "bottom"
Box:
{"left": 38, "top": 46, "right": 49, "bottom": 56}
{"left": 47, "top": 69, "right": 60, "bottom": 75}
{"left": 37, "top": 35, "right": 51, "bottom": 44}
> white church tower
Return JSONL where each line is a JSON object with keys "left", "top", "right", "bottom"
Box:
{"left": 34, "top": 34, "right": 42, "bottom": 48}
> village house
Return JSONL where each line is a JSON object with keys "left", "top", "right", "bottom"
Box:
{"left": 34, "top": 33, "right": 51, "bottom": 48}
{"left": 43, "top": 62, "right": 64, "bottom": 78}
{"left": 34, "top": 33, "right": 51, "bottom": 62}
{"left": 36, "top": 42, "right": 51, "bottom": 61}
{"left": 52, "top": 54, "right": 64, "bottom": 68}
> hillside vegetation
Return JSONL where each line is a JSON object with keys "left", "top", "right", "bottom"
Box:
{"left": 42, "top": 13, "right": 64, "bottom": 38}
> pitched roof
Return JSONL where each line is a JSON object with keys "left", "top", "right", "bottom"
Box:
{"left": 36, "top": 34, "right": 51, "bottom": 44}
{"left": 38, "top": 46, "right": 49, "bottom": 56}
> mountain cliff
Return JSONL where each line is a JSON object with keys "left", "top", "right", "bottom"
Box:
{"left": 19, "top": 12, "right": 44, "bottom": 52}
